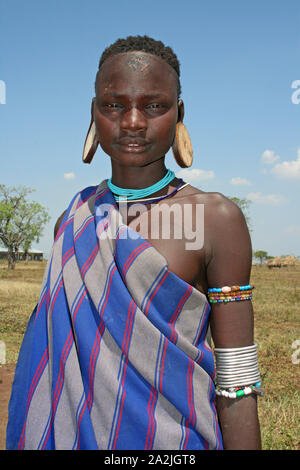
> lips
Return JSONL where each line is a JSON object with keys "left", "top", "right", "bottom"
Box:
{"left": 117, "top": 137, "right": 149, "bottom": 145}
{"left": 116, "top": 137, "right": 150, "bottom": 152}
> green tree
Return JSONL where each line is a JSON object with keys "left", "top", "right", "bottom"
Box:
{"left": 253, "top": 250, "right": 269, "bottom": 265}
{"left": 0, "top": 185, "right": 50, "bottom": 269}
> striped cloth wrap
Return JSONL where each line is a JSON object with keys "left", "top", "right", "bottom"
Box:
{"left": 6, "top": 181, "right": 223, "bottom": 450}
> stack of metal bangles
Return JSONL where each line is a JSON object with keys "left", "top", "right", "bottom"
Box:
{"left": 214, "top": 344, "right": 264, "bottom": 399}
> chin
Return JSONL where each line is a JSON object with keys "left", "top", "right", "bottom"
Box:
{"left": 108, "top": 151, "right": 166, "bottom": 168}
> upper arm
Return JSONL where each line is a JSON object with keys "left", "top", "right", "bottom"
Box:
{"left": 206, "top": 195, "right": 254, "bottom": 348}
{"left": 54, "top": 210, "right": 66, "bottom": 239}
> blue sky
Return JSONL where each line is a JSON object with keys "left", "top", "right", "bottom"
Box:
{"left": 1, "top": 0, "right": 299, "bottom": 258}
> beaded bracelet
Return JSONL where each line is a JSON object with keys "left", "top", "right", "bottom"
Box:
{"left": 208, "top": 293, "right": 253, "bottom": 303}
{"left": 216, "top": 382, "right": 263, "bottom": 399}
{"left": 207, "top": 284, "right": 254, "bottom": 303}
{"left": 208, "top": 284, "right": 254, "bottom": 294}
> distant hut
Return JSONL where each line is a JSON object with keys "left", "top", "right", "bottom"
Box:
{"left": 267, "top": 256, "right": 283, "bottom": 269}
{"left": 281, "top": 256, "right": 300, "bottom": 267}
{"left": 267, "top": 255, "right": 300, "bottom": 269}
{"left": 0, "top": 248, "right": 43, "bottom": 262}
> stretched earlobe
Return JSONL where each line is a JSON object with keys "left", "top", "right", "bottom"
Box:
{"left": 82, "top": 100, "right": 99, "bottom": 164}
{"left": 177, "top": 99, "right": 184, "bottom": 122}
{"left": 172, "top": 122, "right": 193, "bottom": 168}
{"left": 82, "top": 121, "right": 99, "bottom": 164}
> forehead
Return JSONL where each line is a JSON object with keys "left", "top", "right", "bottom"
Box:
{"left": 96, "top": 51, "right": 178, "bottom": 97}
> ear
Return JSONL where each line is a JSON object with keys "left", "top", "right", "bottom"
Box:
{"left": 82, "top": 98, "right": 99, "bottom": 164}
{"left": 177, "top": 99, "right": 184, "bottom": 123}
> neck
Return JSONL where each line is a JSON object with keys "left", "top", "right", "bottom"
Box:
{"left": 110, "top": 159, "right": 169, "bottom": 189}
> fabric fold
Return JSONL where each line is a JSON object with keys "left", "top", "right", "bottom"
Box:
{"left": 6, "top": 181, "right": 223, "bottom": 450}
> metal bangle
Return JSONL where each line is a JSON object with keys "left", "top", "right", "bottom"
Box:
{"left": 214, "top": 343, "right": 261, "bottom": 389}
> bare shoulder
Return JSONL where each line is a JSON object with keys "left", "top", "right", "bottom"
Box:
{"left": 204, "top": 191, "right": 245, "bottom": 222}
{"left": 202, "top": 192, "right": 249, "bottom": 246}
{"left": 178, "top": 185, "right": 251, "bottom": 266}
{"left": 54, "top": 210, "right": 67, "bottom": 239}
{"left": 178, "top": 184, "right": 245, "bottom": 224}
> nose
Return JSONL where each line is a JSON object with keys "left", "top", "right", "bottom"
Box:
{"left": 120, "top": 107, "right": 147, "bottom": 133}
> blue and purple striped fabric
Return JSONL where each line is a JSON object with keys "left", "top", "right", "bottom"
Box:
{"left": 6, "top": 181, "right": 223, "bottom": 450}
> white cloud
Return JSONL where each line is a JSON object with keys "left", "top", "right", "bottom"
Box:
{"left": 247, "top": 192, "right": 285, "bottom": 205}
{"left": 177, "top": 168, "right": 215, "bottom": 182}
{"left": 230, "top": 177, "right": 251, "bottom": 186}
{"left": 64, "top": 172, "right": 76, "bottom": 180}
{"left": 261, "top": 149, "right": 280, "bottom": 165}
{"left": 271, "top": 149, "right": 300, "bottom": 180}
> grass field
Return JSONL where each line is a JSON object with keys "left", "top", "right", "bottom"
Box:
{"left": 0, "top": 260, "right": 299, "bottom": 450}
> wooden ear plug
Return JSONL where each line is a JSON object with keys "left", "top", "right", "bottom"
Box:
{"left": 172, "top": 122, "right": 193, "bottom": 168}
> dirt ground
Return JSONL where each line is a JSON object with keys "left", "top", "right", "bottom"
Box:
{"left": 0, "top": 364, "right": 15, "bottom": 450}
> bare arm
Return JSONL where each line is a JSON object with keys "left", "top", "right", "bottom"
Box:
{"left": 206, "top": 195, "right": 261, "bottom": 450}
{"left": 54, "top": 210, "right": 66, "bottom": 239}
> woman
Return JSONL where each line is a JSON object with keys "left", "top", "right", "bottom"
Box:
{"left": 7, "top": 35, "right": 262, "bottom": 450}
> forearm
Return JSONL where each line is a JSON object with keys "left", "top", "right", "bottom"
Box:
{"left": 206, "top": 202, "right": 263, "bottom": 449}
{"left": 216, "top": 394, "right": 261, "bottom": 450}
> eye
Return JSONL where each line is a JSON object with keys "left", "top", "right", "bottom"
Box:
{"left": 100, "top": 102, "right": 124, "bottom": 113}
{"left": 145, "top": 103, "right": 161, "bottom": 110}
{"left": 145, "top": 103, "right": 168, "bottom": 115}
{"left": 105, "top": 103, "right": 123, "bottom": 109}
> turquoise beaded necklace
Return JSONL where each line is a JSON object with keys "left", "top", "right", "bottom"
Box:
{"left": 107, "top": 169, "right": 175, "bottom": 202}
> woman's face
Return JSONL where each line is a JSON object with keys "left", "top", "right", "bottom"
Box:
{"left": 94, "top": 51, "right": 180, "bottom": 168}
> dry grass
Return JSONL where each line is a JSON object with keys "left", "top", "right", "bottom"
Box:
{"left": 0, "top": 261, "right": 45, "bottom": 363}
{"left": 251, "top": 265, "right": 300, "bottom": 450}
{"left": 0, "top": 261, "right": 299, "bottom": 449}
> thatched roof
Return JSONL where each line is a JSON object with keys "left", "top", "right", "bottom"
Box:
{"left": 281, "top": 256, "right": 300, "bottom": 266}
{"left": 267, "top": 255, "right": 300, "bottom": 266}
{"left": 267, "top": 256, "right": 282, "bottom": 266}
